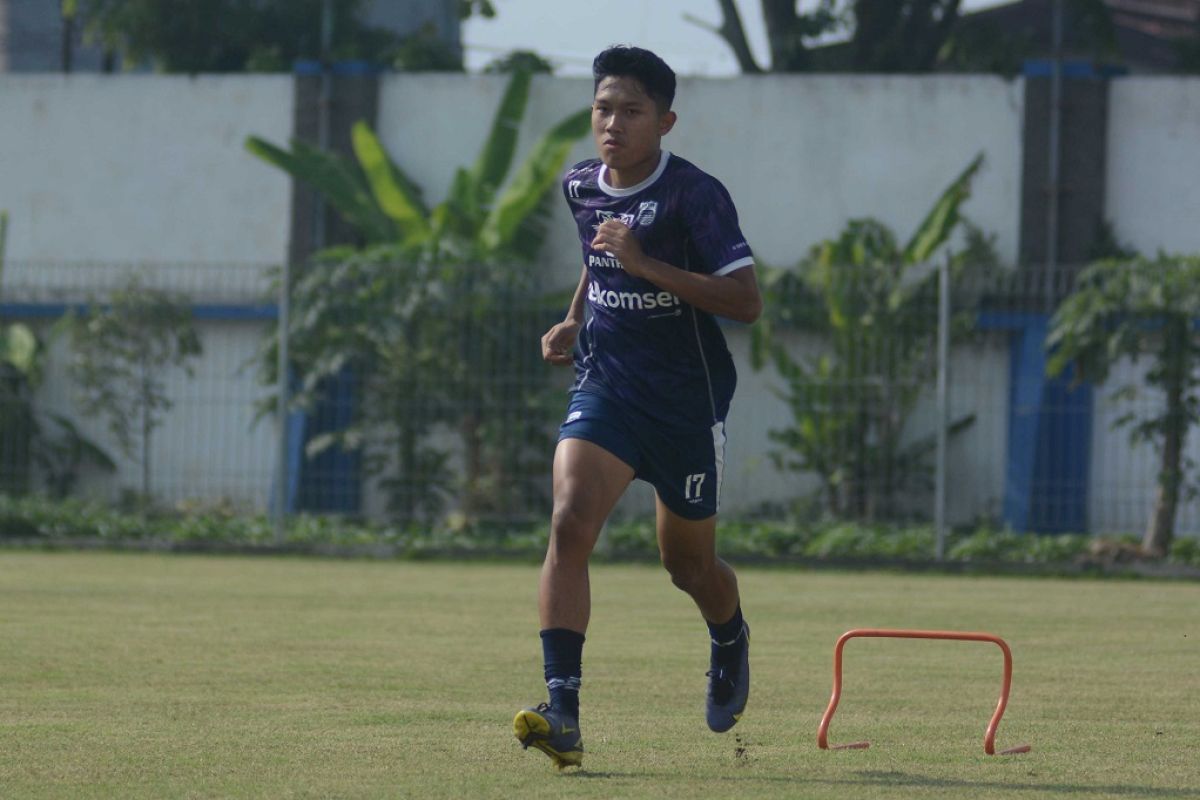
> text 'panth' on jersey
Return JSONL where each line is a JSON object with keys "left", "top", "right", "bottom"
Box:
{"left": 563, "top": 150, "right": 755, "bottom": 430}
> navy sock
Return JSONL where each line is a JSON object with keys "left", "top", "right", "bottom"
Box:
{"left": 707, "top": 605, "right": 746, "bottom": 670}
{"left": 540, "top": 628, "right": 584, "bottom": 718}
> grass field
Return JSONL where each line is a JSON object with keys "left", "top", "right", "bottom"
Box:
{"left": 1, "top": 552, "right": 1198, "bottom": 799}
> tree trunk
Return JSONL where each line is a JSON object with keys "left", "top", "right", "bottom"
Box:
{"left": 762, "top": 0, "right": 813, "bottom": 71}
{"left": 1143, "top": 318, "right": 1189, "bottom": 556}
{"left": 61, "top": 11, "right": 75, "bottom": 73}
{"left": 686, "top": 0, "right": 765, "bottom": 73}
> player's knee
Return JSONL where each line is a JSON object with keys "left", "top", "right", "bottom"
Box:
{"left": 548, "top": 497, "right": 598, "bottom": 559}
{"left": 662, "top": 552, "right": 709, "bottom": 593}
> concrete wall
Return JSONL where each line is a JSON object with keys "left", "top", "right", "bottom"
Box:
{"left": 1107, "top": 77, "right": 1200, "bottom": 254}
{"left": 0, "top": 75, "right": 292, "bottom": 271}
{"left": 377, "top": 74, "right": 1025, "bottom": 283}
{"left": 4, "top": 71, "right": 1199, "bottom": 531}
{"left": 33, "top": 319, "right": 276, "bottom": 509}
{"left": 0, "top": 76, "right": 292, "bottom": 507}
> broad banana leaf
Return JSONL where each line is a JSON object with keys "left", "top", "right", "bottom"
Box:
{"left": 1, "top": 323, "right": 39, "bottom": 378}
{"left": 431, "top": 167, "right": 481, "bottom": 245}
{"left": 245, "top": 135, "right": 396, "bottom": 244}
{"left": 472, "top": 67, "right": 532, "bottom": 214}
{"left": 479, "top": 107, "right": 591, "bottom": 255}
{"left": 351, "top": 121, "right": 431, "bottom": 248}
{"left": 902, "top": 152, "right": 984, "bottom": 264}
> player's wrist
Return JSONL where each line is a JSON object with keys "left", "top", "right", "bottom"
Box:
{"left": 624, "top": 253, "right": 654, "bottom": 278}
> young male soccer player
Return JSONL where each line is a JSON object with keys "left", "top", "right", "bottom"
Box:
{"left": 513, "top": 45, "right": 762, "bottom": 769}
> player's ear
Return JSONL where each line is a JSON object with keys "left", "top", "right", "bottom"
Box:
{"left": 659, "top": 110, "right": 677, "bottom": 136}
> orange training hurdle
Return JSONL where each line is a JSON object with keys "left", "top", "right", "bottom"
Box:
{"left": 817, "top": 628, "right": 1031, "bottom": 756}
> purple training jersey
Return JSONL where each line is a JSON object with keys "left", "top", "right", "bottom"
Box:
{"left": 563, "top": 150, "right": 755, "bottom": 430}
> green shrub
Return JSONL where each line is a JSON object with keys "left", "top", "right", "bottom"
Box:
{"left": 0, "top": 493, "right": 1196, "bottom": 572}
{"left": 1170, "top": 537, "right": 1200, "bottom": 567}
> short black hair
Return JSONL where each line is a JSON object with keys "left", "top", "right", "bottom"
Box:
{"left": 592, "top": 46, "right": 676, "bottom": 111}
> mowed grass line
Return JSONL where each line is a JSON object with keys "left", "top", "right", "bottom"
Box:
{"left": 1, "top": 552, "right": 1198, "bottom": 799}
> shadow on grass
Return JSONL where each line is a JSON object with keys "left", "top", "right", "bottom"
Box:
{"left": 561, "top": 768, "right": 1200, "bottom": 797}
{"left": 840, "top": 770, "right": 1200, "bottom": 797}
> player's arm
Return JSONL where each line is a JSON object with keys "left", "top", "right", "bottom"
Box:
{"left": 542, "top": 265, "right": 589, "bottom": 365}
{"left": 591, "top": 221, "right": 762, "bottom": 323}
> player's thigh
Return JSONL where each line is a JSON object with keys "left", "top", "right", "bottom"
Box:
{"left": 551, "top": 437, "right": 634, "bottom": 539}
{"left": 655, "top": 497, "right": 718, "bottom": 572}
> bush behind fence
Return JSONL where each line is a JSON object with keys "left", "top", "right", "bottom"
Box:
{"left": 1, "top": 258, "right": 1197, "bottom": 542}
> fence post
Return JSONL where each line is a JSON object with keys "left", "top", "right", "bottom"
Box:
{"left": 274, "top": 261, "right": 291, "bottom": 544}
{"left": 934, "top": 256, "right": 950, "bottom": 561}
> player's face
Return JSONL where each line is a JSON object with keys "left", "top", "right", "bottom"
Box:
{"left": 592, "top": 76, "right": 676, "bottom": 185}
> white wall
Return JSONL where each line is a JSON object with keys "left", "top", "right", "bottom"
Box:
{"left": 1107, "top": 78, "right": 1200, "bottom": 255}
{"left": 0, "top": 75, "right": 293, "bottom": 276}
{"left": 33, "top": 320, "right": 277, "bottom": 509}
{"left": 8, "top": 71, "right": 1197, "bottom": 530}
{"left": 376, "top": 74, "right": 1025, "bottom": 282}
{"left": 0, "top": 76, "right": 293, "bottom": 509}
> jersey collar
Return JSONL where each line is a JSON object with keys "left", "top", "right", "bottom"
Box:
{"left": 598, "top": 150, "right": 671, "bottom": 197}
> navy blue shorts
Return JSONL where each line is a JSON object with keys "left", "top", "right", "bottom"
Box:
{"left": 557, "top": 390, "right": 726, "bottom": 520}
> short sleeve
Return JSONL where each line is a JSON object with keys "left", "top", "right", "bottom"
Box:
{"left": 680, "top": 176, "right": 754, "bottom": 276}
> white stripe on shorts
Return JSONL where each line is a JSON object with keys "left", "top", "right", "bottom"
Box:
{"left": 711, "top": 420, "right": 726, "bottom": 512}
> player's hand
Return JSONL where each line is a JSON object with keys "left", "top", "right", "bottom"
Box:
{"left": 591, "top": 220, "right": 647, "bottom": 277}
{"left": 541, "top": 319, "right": 580, "bottom": 366}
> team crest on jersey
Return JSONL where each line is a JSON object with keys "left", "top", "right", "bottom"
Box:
{"left": 636, "top": 201, "right": 658, "bottom": 227}
{"left": 593, "top": 210, "right": 636, "bottom": 230}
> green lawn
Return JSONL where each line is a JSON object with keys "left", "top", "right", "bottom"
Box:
{"left": 1, "top": 552, "right": 1198, "bottom": 799}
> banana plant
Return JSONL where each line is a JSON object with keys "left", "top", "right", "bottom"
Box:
{"left": 0, "top": 211, "right": 116, "bottom": 497}
{"left": 245, "top": 69, "right": 589, "bottom": 521}
{"left": 245, "top": 66, "right": 591, "bottom": 261}
{"left": 0, "top": 211, "right": 38, "bottom": 382}
{"left": 751, "top": 154, "right": 990, "bottom": 520}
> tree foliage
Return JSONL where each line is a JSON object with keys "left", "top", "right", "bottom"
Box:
{"left": 74, "top": 0, "right": 499, "bottom": 72}
{"left": 1047, "top": 255, "right": 1200, "bottom": 556}
{"left": 246, "top": 68, "right": 590, "bottom": 261}
{"left": 751, "top": 155, "right": 995, "bottom": 520}
{"left": 695, "top": 0, "right": 961, "bottom": 73}
{"left": 248, "top": 69, "right": 589, "bottom": 522}
{"left": 76, "top": 0, "right": 386, "bottom": 71}
{"left": 700, "top": 0, "right": 1126, "bottom": 74}
{"left": 66, "top": 279, "right": 202, "bottom": 501}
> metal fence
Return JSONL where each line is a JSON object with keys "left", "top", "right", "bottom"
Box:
{"left": 2, "top": 257, "right": 1197, "bottom": 539}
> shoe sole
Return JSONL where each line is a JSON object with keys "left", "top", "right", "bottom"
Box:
{"left": 708, "top": 710, "right": 743, "bottom": 733}
{"left": 513, "top": 709, "right": 583, "bottom": 770}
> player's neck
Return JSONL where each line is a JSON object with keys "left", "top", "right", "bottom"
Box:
{"left": 606, "top": 149, "right": 663, "bottom": 189}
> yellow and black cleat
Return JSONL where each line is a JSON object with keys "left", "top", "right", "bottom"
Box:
{"left": 513, "top": 703, "right": 583, "bottom": 770}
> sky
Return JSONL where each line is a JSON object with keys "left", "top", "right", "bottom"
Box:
{"left": 463, "top": 0, "right": 1011, "bottom": 76}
